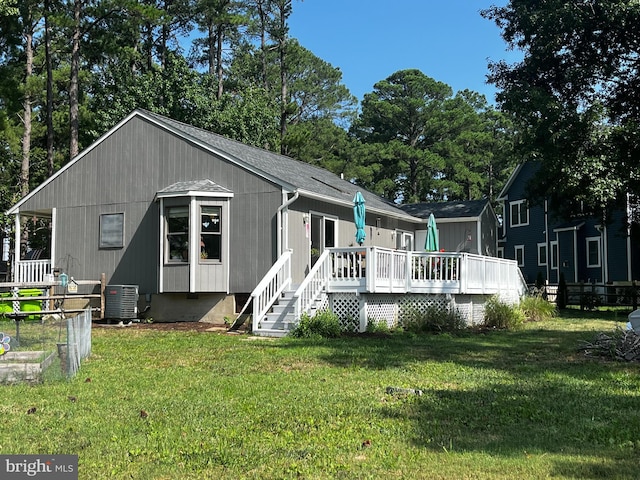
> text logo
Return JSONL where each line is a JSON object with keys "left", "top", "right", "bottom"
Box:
{"left": 0, "top": 455, "right": 78, "bottom": 479}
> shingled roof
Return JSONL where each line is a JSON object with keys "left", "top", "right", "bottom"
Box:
{"left": 400, "top": 199, "right": 490, "bottom": 220}
{"left": 9, "top": 109, "right": 420, "bottom": 223}
{"left": 140, "top": 110, "right": 417, "bottom": 221}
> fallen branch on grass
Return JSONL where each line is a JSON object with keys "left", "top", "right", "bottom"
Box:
{"left": 579, "top": 327, "right": 640, "bottom": 362}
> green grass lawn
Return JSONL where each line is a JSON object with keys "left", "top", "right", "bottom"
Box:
{"left": 2, "top": 310, "right": 640, "bottom": 479}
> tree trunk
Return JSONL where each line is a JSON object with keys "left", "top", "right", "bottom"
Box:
{"left": 255, "top": 0, "right": 268, "bottom": 90}
{"left": 216, "top": 23, "right": 224, "bottom": 100}
{"left": 207, "top": 23, "right": 216, "bottom": 76}
{"left": 45, "top": 0, "right": 55, "bottom": 177}
{"left": 69, "top": 0, "right": 81, "bottom": 160}
{"left": 277, "top": 1, "right": 290, "bottom": 154}
{"left": 20, "top": 26, "right": 33, "bottom": 198}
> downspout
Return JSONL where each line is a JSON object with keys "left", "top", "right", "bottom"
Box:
{"left": 277, "top": 191, "right": 299, "bottom": 256}
{"left": 544, "top": 200, "right": 549, "bottom": 282}
{"left": 476, "top": 218, "right": 482, "bottom": 255}
{"left": 573, "top": 228, "right": 579, "bottom": 282}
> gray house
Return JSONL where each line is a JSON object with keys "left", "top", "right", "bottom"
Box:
{"left": 400, "top": 200, "right": 498, "bottom": 256}
{"left": 7, "top": 109, "right": 424, "bottom": 324}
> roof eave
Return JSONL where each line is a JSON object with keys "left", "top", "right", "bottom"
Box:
{"left": 298, "top": 189, "right": 424, "bottom": 223}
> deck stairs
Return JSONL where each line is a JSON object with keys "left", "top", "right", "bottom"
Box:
{"left": 254, "top": 285, "right": 325, "bottom": 337}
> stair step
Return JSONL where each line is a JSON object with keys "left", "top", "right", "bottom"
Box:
{"left": 253, "top": 328, "right": 289, "bottom": 338}
{"left": 271, "top": 303, "right": 295, "bottom": 314}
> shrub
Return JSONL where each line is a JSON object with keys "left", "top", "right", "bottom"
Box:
{"left": 289, "top": 310, "right": 342, "bottom": 338}
{"left": 519, "top": 295, "right": 557, "bottom": 322}
{"left": 483, "top": 296, "right": 525, "bottom": 330}
{"left": 366, "top": 318, "right": 391, "bottom": 334}
{"left": 580, "top": 292, "right": 601, "bottom": 311}
{"left": 534, "top": 271, "right": 547, "bottom": 299}
{"left": 401, "top": 306, "right": 466, "bottom": 334}
{"left": 557, "top": 272, "right": 568, "bottom": 309}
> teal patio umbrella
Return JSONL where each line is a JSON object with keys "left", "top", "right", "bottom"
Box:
{"left": 425, "top": 213, "right": 439, "bottom": 251}
{"left": 353, "top": 191, "right": 366, "bottom": 246}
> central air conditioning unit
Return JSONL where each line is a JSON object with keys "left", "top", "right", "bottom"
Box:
{"left": 104, "top": 285, "right": 139, "bottom": 320}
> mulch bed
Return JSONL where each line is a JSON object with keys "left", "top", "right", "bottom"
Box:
{"left": 93, "top": 320, "right": 248, "bottom": 333}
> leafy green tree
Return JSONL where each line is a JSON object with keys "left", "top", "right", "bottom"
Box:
{"left": 482, "top": 0, "right": 640, "bottom": 216}
{"left": 351, "top": 69, "right": 451, "bottom": 202}
{"left": 283, "top": 117, "right": 354, "bottom": 174}
{"left": 191, "top": 0, "right": 245, "bottom": 99}
{"left": 435, "top": 90, "right": 515, "bottom": 201}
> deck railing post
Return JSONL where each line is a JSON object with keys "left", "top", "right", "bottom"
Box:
{"left": 405, "top": 250, "right": 412, "bottom": 292}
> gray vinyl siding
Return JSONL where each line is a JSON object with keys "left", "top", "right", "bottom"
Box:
{"left": 438, "top": 221, "right": 476, "bottom": 253}
{"left": 480, "top": 206, "right": 497, "bottom": 256}
{"left": 287, "top": 198, "right": 404, "bottom": 284}
{"left": 19, "top": 115, "right": 280, "bottom": 294}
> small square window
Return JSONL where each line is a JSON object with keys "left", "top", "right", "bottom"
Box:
{"left": 99, "top": 213, "right": 124, "bottom": 249}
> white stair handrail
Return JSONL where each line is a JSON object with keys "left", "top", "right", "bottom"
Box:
{"left": 293, "top": 249, "right": 331, "bottom": 319}
{"left": 243, "top": 250, "right": 292, "bottom": 332}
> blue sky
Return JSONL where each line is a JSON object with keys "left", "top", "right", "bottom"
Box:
{"left": 288, "top": 0, "right": 522, "bottom": 104}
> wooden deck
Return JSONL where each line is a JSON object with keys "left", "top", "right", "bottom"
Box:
{"left": 251, "top": 247, "right": 528, "bottom": 335}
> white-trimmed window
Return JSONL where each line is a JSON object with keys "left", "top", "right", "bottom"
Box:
{"left": 510, "top": 200, "right": 529, "bottom": 227}
{"left": 99, "top": 213, "right": 124, "bottom": 249}
{"left": 550, "top": 241, "right": 558, "bottom": 270}
{"left": 586, "top": 236, "right": 601, "bottom": 268}
{"left": 200, "top": 206, "right": 222, "bottom": 261}
{"left": 537, "top": 242, "right": 547, "bottom": 266}
{"left": 514, "top": 245, "right": 525, "bottom": 267}
{"left": 396, "top": 230, "right": 414, "bottom": 251}
{"left": 166, "top": 206, "right": 189, "bottom": 262}
{"left": 497, "top": 246, "right": 504, "bottom": 259}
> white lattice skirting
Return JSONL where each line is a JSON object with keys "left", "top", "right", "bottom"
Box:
{"left": 327, "top": 292, "right": 513, "bottom": 332}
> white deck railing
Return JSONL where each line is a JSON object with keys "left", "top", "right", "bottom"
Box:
{"left": 15, "top": 259, "right": 52, "bottom": 283}
{"left": 325, "top": 247, "right": 527, "bottom": 297}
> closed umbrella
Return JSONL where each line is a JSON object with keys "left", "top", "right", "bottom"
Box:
{"left": 353, "top": 191, "right": 366, "bottom": 246}
{"left": 425, "top": 213, "right": 439, "bottom": 252}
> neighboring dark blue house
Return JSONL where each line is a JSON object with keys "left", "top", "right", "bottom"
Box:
{"left": 497, "top": 162, "right": 640, "bottom": 284}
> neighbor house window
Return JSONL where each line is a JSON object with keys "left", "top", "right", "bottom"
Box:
{"left": 167, "top": 206, "right": 189, "bottom": 262}
{"left": 586, "top": 236, "right": 601, "bottom": 268}
{"left": 514, "top": 245, "right": 525, "bottom": 267}
{"left": 537, "top": 243, "right": 547, "bottom": 266}
{"left": 200, "top": 206, "right": 222, "bottom": 261}
{"left": 99, "top": 213, "right": 124, "bottom": 249}
{"left": 550, "top": 241, "right": 558, "bottom": 270}
{"left": 510, "top": 200, "right": 529, "bottom": 227}
{"left": 497, "top": 246, "right": 504, "bottom": 259}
